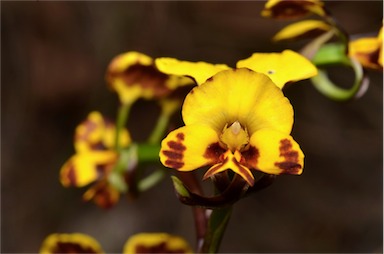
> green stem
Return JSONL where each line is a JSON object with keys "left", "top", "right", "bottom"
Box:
{"left": 323, "top": 14, "right": 349, "bottom": 52}
{"left": 311, "top": 57, "right": 369, "bottom": 101}
{"left": 147, "top": 112, "right": 171, "bottom": 144}
{"left": 137, "top": 168, "right": 166, "bottom": 192}
{"left": 201, "top": 206, "right": 233, "bottom": 253}
{"left": 137, "top": 143, "right": 161, "bottom": 162}
{"left": 115, "top": 103, "right": 131, "bottom": 151}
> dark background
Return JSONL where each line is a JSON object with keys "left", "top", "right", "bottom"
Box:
{"left": 2, "top": 1, "right": 383, "bottom": 253}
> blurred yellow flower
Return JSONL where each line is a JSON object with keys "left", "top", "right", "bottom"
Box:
{"left": 60, "top": 111, "right": 131, "bottom": 208}
{"left": 261, "top": 0, "right": 326, "bottom": 19}
{"left": 40, "top": 233, "right": 104, "bottom": 254}
{"left": 349, "top": 27, "right": 383, "bottom": 70}
{"left": 123, "top": 233, "right": 192, "bottom": 254}
{"left": 106, "top": 51, "right": 191, "bottom": 105}
{"left": 272, "top": 20, "right": 332, "bottom": 41}
{"left": 160, "top": 69, "right": 304, "bottom": 186}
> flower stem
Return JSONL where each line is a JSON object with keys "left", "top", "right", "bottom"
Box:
{"left": 137, "top": 143, "right": 161, "bottom": 162}
{"left": 177, "top": 172, "right": 208, "bottom": 252}
{"left": 137, "top": 168, "right": 166, "bottom": 192}
{"left": 201, "top": 206, "right": 233, "bottom": 253}
{"left": 115, "top": 103, "right": 131, "bottom": 151}
{"left": 311, "top": 56, "right": 369, "bottom": 101}
{"left": 147, "top": 112, "right": 171, "bottom": 144}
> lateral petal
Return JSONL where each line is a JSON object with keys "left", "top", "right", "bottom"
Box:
{"left": 247, "top": 129, "right": 304, "bottom": 175}
{"left": 160, "top": 124, "right": 222, "bottom": 171}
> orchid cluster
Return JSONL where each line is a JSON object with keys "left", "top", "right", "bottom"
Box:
{"left": 262, "top": 0, "right": 382, "bottom": 101}
{"left": 41, "top": 1, "right": 382, "bottom": 253}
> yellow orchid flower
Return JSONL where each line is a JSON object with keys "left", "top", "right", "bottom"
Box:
{"left": 237, "top": 50, "right": 318, "bottom": 88}
{"left": 40, "top": 232, "right": 192, "bottom": 254}
{"left": 261, "top": 0, "right": 326, "bottom": 19}
{"left": 272, "top": 20, "right": 332, "bottom": 41}
{"left": 60, "top": 111, "right": 131, "bottom": 208}
{"left": 349, "top": 27, "right": 383, "bottom": 71}
{"left": 40, "top": 233, "right": 104, "bottom": 254}
{"left": 106, "top": 51, "right": 192, "bottom": 105}
{"left": 123, "top": 233, "right": 193, "bottom": 254}
{"left": 156, "top": 50, "right": 317, "bottom": 89}
{"left": 160, "top": 68, "right": 304, "bottom": 186}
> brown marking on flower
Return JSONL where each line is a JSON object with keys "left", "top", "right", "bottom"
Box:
{"left": 89, "top": 142, "right": 106, "bottom": 150}
{"left": 135, "top": 242, "right": 187, "bottom": 253}
{"left": 66, "top": 163, "right": 77, "bottom": 186}
{"left": 267, "top": 0, "right": 320, "bottom": 19}
{"left": 274, "top": 139, "right": 302, "bottom": 174}
{"left": 355, "top": 48, "right": 381, "bottom": 69}
{"left": 53, "top": 242, "right": 99, "bottom": 253}
{"left": 162, "top": 133, "right": 187, "bottom": 169}
{"left": 164, "top": 160, "right": 184, "bottom": 169}
{"left": 176, "top": 132, "right": 185, "bottom": 141}
{"left": 108, "top": 64, "right": 172, "bottom": 98}
{"left": 167, "top": 140, "right": 186, "bottom": 152}
{"left": 203, "top": 157, "right": 229, "bottom": 179}
{"left": 75, "top": 119, "right": 98, "bottom": 142}
{"left": 162, "top": 150, "right": 183, "bottom": 160}
{"left": 241, "top": 145, "right": 260, "bottom": 168}
{"left": 231, "top": 157, "right": 255, "bottom": 186}
{"left": 204, "top": 142, "right": 227, "bottom": 163}
{"left": 84, "top": 181, "right": 119, "bottom": 209}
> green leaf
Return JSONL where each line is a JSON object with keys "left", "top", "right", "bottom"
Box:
{"left": 171, "top": 176, "right": 191, "bottom": 198}
{"left": 311, "top": 57, "right": 369, "bottom": 101}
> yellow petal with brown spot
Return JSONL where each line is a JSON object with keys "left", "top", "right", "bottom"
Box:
{"left": 261, "top": 0, "right": 325, "bottom": 19}
{"left": 83, "top": 181, "right": 120, "bottom": 209}
{"left": 349, "top": 30, "right": 383, "bottom": 70}
{"left": 123, "top": 233, "right": 192, "bottom": 254}
{"left": 248, "top": 129, "right": 304, "bottom": 175}
{"left": 60, "top": 151, "right": 117, "bottom": 187}
{"left": 40, "top": 233, "right": 104, "bottom": 254}
{"left": 160, "top": 124, "right": 221, "bottom": 171}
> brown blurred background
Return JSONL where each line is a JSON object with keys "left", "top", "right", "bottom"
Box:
{"left": 2, "top": 1, "right": 383, "bottom": 253}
